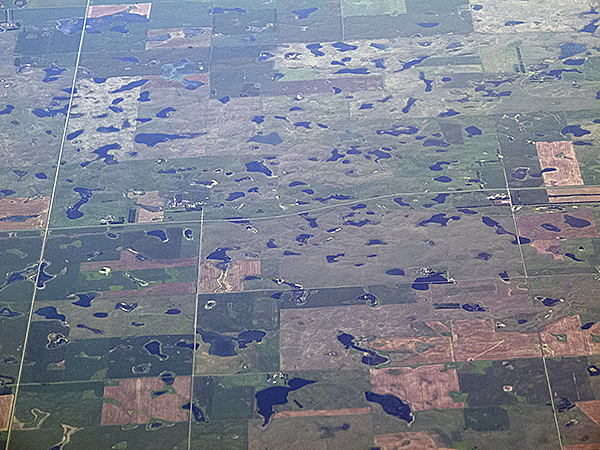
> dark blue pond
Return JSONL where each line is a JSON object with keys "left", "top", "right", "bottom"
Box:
{"left": 0, "top": 307, "right": 21, "bottom": 318}
{"left": 368, "top": 149, "right": 391, "bottom": 163}
{"left": 462, "top": 303, "right": 485, "bottom": 312}
{"left": 561, "top": 125, "right": 591, "bottom": 137}
{"left": 327, "top": 149, "right": 345, "bottom": 161}
{"left": 226, "top": 192, "right": 245, "bottom": 201}
{"left": 182, "top": 401, "right": 206, "bottom": 422}
{"left": 365, "top": 392, "right": 413, "bottom": 423}
{"left": 237, "top": 330, "right": 266, "bottom": 348}
{"left": 434, "top": 303, "right": 460, "bottom": 310}
{"left": 72, "top": 292, "right": 96, "bottom": 307}
{"left": 560, "top": 42, "right": 587, "bottom": 59}
{"left": 34, "top": 306, "right": 66, "bottom": 321}
{"left": 580, "top": 18, "right": 600, "bottom": 33}
{"left": 419, "top": 72, "right": 433, "bottom": 91}
{"left": 337, "top": 333, "right": 389, "bottom": 366}
{"left": 0, "top": 189, "right": 16, "bottom": 198}
{"left": 66, "top": 187, "right": 100, "bottom": 220}
{"left": 246, "top": 160, "right": 273, "bottom": 176}
{"left": 301, "top": 215, "right": 318, "bottom": 228}
{"left": 197, "top": 330, "right": 237, "bottom": 356}
{"left": 307, "top": 43, "right": 324, "bottom": 56}
{"left": 429, "top": 161, "right": 453, "bottom": 171}
{"left": 432, "top": 193, "right": 450, "bottom": 204}
{"left": 439, "top": 109, "right": 460, "bottom": 117}
{"left": 335, "top": 68, "right": 369, "bottom": 75}
{"left": 110, "top": 79, "right": 148, "bottom": 93}
{"left": 386, "top": 268, "right": 405, "bottom": 276}
{"left": 314, "top": 194, "right": 355, "bottom": 203}
{"left": 538, "top": 296, "right": 560, "bottom": 307}
{"left": 333, "top": 42, "right": 358, "bottom": 52}
{"left": 465, "top": 126, "right": 482, "bottom": 137}
{"left": 256, "top": 378, "right": 316, "bottom": 426}
{"left": 156, "top": 107, "right": 176, "bottom": 118}
{"left": 396, "top": 56, "right": 429, "bottom": 72}
{"left": 411, "top": 272, "right": 451, "bottom": 291}
{"left": 418, "top": 213, "right": 460, "bottom": 227}
{"left": 147, "top": 229, "right": 168, "bottom": 241}
{"left": 248, "top": 132, "right": 283, "bottom": 146}
{"left": 423, "top": 139, "right": 450, "bottom": 147}
{"left": 198, "top": 328, "right": 266, "bottom": 355}
{"left": 77, "top": 324, "right": 103, "bottom": 335}
{"left": 541, "top": 223, "right": 561, "bottom": 232}
{"left": 326, "top": 254, "right": 345, "bottom": 263}
{"left": 0, "top": 105, "right": 14, "bottom": 115}
{"left": 402, "top": 97, "right": 418, "bottom": 113}
{"left": 393, "top": 197, "right": 411, "bottom": 207}
{"left": 144, "top": 340, "right": 168, "bottom": 359}
{"left": 296, "top": 234, "right": 313, "bottom": 244}
{"left": 42, "top": 65, "right": 66, "bottom": 83}
{"left": 564, "top": 214, "right": 591, "bottom": 228}
{"left": 0, "top": 214, "right": 39, "bottom": 223}
{"left": 564, "top": 253, "right": 584, "bottom": 262}
{"left": 138, "top": 91, "right": 150, "bottom": 102}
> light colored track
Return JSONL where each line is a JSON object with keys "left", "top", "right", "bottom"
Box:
{"left": 5, "top": 1, "right": 92, "bottom": 448}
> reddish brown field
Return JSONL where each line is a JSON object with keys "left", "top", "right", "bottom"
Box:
{"left": 101, "top": 376, "right": 190, "bottom": 426}
{"left": 224, "top": 260, "right": 261, "bottom": 291}
{"left": 576, "top": 401, "right": 600, "bottom": 428}
{"left": 452, "top": 319, "right": 541, "bottom": 361}
{"left": 197, "top": 260, "right": 260, "bottom": 294}
{"left": 274, "top": 407, "right": 371, "bottom": 418}
{"left": 0, "top": 394, "right": 13, "bottom": 431}
{"left": 536, "top": 141, "right": 583, "bottom": 186}
{"left": 424, "top": 321, "right": 451, "bottom": 334}
{"left": 564, "top": 444, "right": 600, "bottom": 450}
{"left": 87, "top": 3, "right": 151, "bottom": 18}
{"left": 198, "top": 262, "right": 221, "bottom": 294}
{"left": 374, "top": 432, "right": 454, "bottom": 450}
{"left": 547, "top": 186, "right": 600, "bottom": 204}
{"left": 529, "top": 238, "right": 564, "bottom": 260}
{"left": 80, "top": 250, "right": 197, "bottom": 272}
{"left": 368, "top": 336, "right": 453, "bottom": 366}
{"left": 370, "top": 365, "right": 463, "bottom": 411}
{"left": 0, "top": 197, "right": 50, "bottom": 230}
{"left": 540, "top": 315, "right": 600, "bottom": 357}
{"left": 126, "top": 191, "right": 164, "bottom": 222}
{"left": 146, "top": 28, "right": 212, "bottom": 50}
{"left": 516, "top": 210, "right": 598, "bottom": 240}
